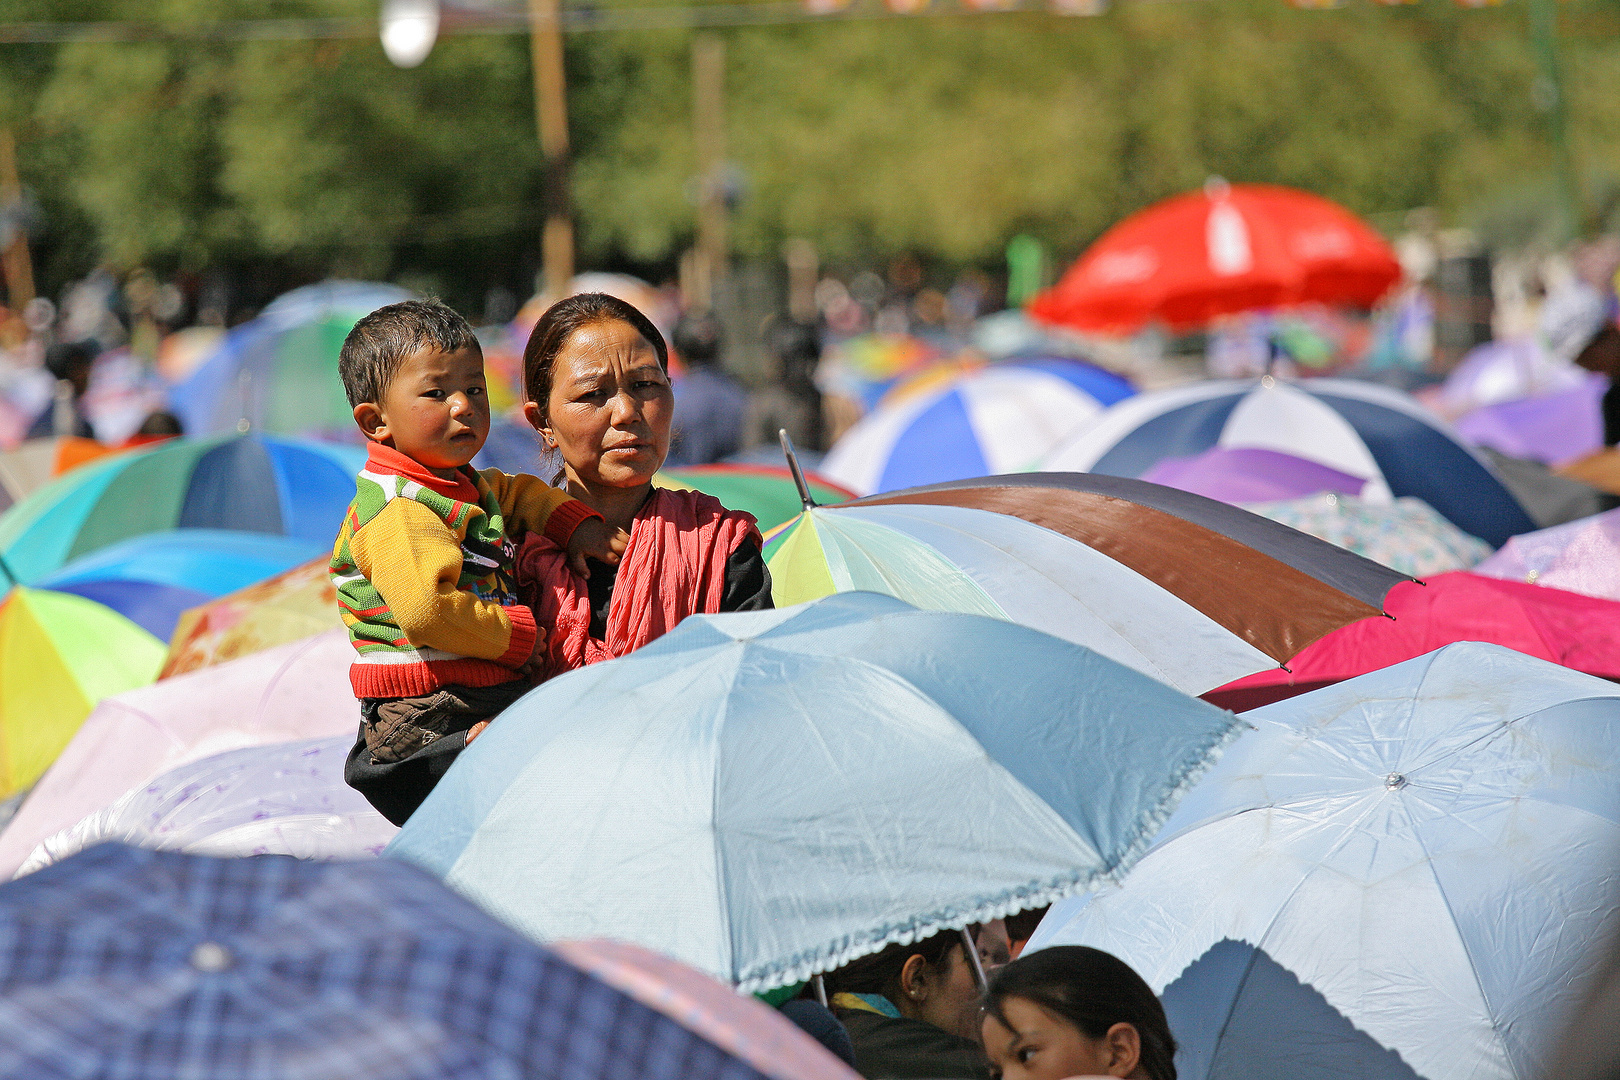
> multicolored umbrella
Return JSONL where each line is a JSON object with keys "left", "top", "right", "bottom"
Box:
{"left": 655, "top": 464, "right": 855, "bottom": 532}
{"left": 1029, "top": 182, "right": 1401, "bottom": 335}
{"left": 1042, "top": 376, "right": 1536, "bottom": 546}
{"left": 1471, "top": 507, "right": 1620, "bottom": 603}
{"left": 1205, "top": 572, "right": 1620, "bottom": 712}
{"left": 389, "top": 592, "right": 1243, "bottom": 991}
{"left": 35, "top": 529, "right": 326, "bottom": 642}
{"left": 161, "top": 556, "right": 337, "bottom": 678}
{"left": 763, "top": 474, "right": 1409, "bottom": 695}
{"left": 820, "top": 357, "right": 1135, "bottom": 496}
{"left": 21, "top": 736, "right": 394, "bottom": 876}
{"left": 814, "top": 333, "right": 945, "bottom": 413}
{"left": 0, "top": 587, "right": 166, "bottom": 799}
{"left": 0, "top": 629, "right": 354, "bottom": 880}
{"left": 1244, "top": 494, "right": 1492, "bottom": 578}
{"left": 1031, "top": 642, "right": 1620, "bottom": 1080}
{"left": 1142, "top": 446, "right": 1367, "bottom": 504}
{"left": 0, "top": 432, "right": 362, "bottom": 585}
{"left": 167, "top": 280, "right": 410, "bottom": 438}
{"left": 0, "top": 843, "right": 857, "bottom": 1080}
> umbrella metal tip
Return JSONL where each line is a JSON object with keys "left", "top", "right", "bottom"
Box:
{"left": 189, "top": 941, "right": 234, "bottom": 972}
{"left": 1385, "top": 773, "right": 1407, "bottom": 791}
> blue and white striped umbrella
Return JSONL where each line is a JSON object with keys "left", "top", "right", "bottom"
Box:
{"left": 1040, "top": 376, "right": 1535, "bottom": 546}
{"left": 388, "top": 592, "right": 1242, "bottom": 992}
{"left": 820, "top": 357, "right": 1135, "bottom": 495}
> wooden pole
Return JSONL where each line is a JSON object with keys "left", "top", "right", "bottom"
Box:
{"left": 528, "top": 0, "right": 573, "bottom": 297}
{"left": 692, "top": 33, "right": 727, "bottom": 311}
{"left": 0, "top": 129, "right": 35, "bottom": 310}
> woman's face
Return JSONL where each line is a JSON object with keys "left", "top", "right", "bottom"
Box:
{"left": 981, "top": 997, "right": 1139, "bottom": 1080}
{"left": 907, "top": 943, "right": 985, "bottom": 1042}
{"left": 531, "top": 319, "right": 673, "bottom": 490}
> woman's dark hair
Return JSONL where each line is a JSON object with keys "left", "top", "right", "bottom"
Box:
{"left": 522, "top": 292, "right": 669, "bottom": 423}
{"left": 821, "top": 929, "right": 965, "bottom": 1005}
{"left": 984, "top": 945, "right": 1177, "bottom": 1080}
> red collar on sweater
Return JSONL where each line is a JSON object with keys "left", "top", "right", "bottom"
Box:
{"left": 364, "top": 441, "right": 483, "bottom": 504}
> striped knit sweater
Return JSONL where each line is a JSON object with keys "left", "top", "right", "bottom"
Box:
{"left": 330, "top": 442, "right": 599, "bottom": 699}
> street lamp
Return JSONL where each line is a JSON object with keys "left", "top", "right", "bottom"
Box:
{"left": 380, "top": 0, "right": 439, "bottom": 68}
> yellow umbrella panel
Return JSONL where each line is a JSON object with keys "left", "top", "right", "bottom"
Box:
{"left": 0, "top": 588, "right": 165, "bottom": 796}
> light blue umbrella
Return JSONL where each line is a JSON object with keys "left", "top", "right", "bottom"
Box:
{"left": 387, "top": 592, "right": 1244, "bottom": 992}
{"left": 1028, "top": 641, "right": 1620, "bottom": 1080}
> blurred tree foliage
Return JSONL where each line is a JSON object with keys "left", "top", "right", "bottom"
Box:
{"left": 3, "top": 0, "right": 1620, "bottom": 298}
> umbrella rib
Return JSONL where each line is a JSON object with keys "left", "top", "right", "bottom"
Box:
{"left": 1406, "top": 815, "right": 1501, "bottom": 1052}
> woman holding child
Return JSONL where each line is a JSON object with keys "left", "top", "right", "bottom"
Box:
{"left": 507, "top": 292, "right": 772, "bottom": 685}
{"left": 336, "top": 293, "right": 769, "bottom": 826}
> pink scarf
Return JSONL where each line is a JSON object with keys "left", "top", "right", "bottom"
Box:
{"left": 514, "top": 487, "right": 762, "bottom": 682}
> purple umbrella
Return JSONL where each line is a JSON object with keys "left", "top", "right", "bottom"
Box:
{"left": 1451, "top": 374, "right": 1606, "bottom": 465}
{"left": 1142, "top": 446, "right": 1368, "bottom": 504}
{"left": 1473, "top": 507, "right": 1620, "bottom": 603}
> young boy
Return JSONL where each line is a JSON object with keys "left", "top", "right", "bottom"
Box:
{"left": 331, "top": 298, "right": 623, "bottom": 825}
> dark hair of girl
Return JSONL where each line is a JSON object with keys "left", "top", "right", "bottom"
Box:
{"left": 983, "top": 945, "right": 1177, "bottom": 1080}
{"left": 821, "top": 929, "right": 965, "bottom": 1005}
{"left": 521, "top": 292, "right": 669, "bottom": 424}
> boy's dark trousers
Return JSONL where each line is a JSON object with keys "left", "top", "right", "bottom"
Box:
{"left": 343, "top": 679, "right": 530, "bottom": 826}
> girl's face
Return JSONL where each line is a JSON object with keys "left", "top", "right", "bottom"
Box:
{"left": 981, "top": 997, "right": 1140, "bottom": 1080}
{"left": 529, "top": 319, "right": 673, "bottom": 490}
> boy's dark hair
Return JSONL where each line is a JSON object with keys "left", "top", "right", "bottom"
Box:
{"left": 339, "top": 299, "right": 480, "bottom": 409}
{"left": 522, "top": 293, "right": 668, "bottom": 422}
{"left": 983, "top": 945, "right": 1177, "bottom": 1080}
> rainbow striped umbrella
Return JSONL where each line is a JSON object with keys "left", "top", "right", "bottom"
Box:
{"left": 0, "top": 589, "right": 165, "bottom": 797}
{"left": 0, "top": 433, "right": 361, "bottom": 585}
{"left": 764, "top": 473, "right": 1409, "bottom": 695}
{"left": 168, "top": 281, "right": 410, "bottom": 438}
{"left": 36, "top": 530, "right": 327, "bottom": 642}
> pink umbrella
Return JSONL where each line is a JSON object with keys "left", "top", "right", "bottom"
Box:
{"left": 1473, "top": 508, "right": 1620, "bottom": 603}
{"left": 1142, "top": 446, "right": 1368, "bottom": 504}
{"left": 0, "top": 629, "right": 355, "bottom": 879}
{"left": 1204, "top": 571, "right": 1620, "bottom": 712}
{"left": 551, "top": 939, "right": 859, "bottom": 1080}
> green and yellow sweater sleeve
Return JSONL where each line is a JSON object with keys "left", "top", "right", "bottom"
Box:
{"left": 480, "top": 468, "right": 599, "bottom": 545}
{"left": 348, "top": 498, "right": 537, "bottom": 667}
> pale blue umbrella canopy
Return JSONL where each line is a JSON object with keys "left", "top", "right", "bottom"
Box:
{"left": 387, "top": 592, "right": 1244, "bottom": 992}
{"left": 1028, "top": 641, "right": 1620, "bottom": 1080}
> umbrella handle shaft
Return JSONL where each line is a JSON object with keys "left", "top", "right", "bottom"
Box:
{"left": 960, "top": 926, "right": 987, "bottom": 992}
{"left": 779, "top": 428, "right": 818, "bottom": 510}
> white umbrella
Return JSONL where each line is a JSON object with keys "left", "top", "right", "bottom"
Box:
{"left": 1029, "top": 642, "right": 1620, "bottom": 1080}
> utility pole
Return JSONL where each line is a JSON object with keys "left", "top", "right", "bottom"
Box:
{"left": 1529, "top": 0, "right": 1581, "bottom": 237}
{"left": 0, "top": 129, "right": 34, "bottom": 310}
{"left": 528, "top": 0, "right": 573, "bottom": 296}
{"left": 691, "top": 33, "right": 727, "bottom": 312}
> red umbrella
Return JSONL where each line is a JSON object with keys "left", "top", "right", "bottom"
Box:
{"left": 1203, "top": 571, "right": 1620, "bottom": 712}
{"left": 1029, "top": 181, "right": 1402, "bottom": 335}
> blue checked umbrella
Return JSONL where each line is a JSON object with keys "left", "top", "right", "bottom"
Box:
{"left": 0, "top": 843, "right": 856, "bottom": 1080}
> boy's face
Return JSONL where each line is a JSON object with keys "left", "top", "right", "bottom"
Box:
{"left": 355, "top": 345, "right": 490, "bottom": 481}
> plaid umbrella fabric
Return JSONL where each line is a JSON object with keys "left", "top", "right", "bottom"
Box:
{"left": 0, "top": 843, "right": 849, "bottom": 1080}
